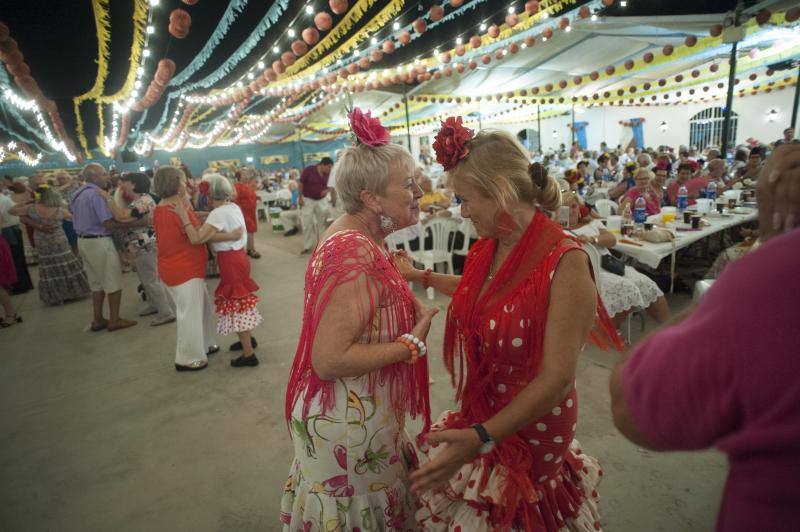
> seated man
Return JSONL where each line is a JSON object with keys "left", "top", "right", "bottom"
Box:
{"left": 418, "top": 169, "right": 451, "bottom": 214}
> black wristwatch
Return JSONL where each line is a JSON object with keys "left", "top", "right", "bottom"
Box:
{"left": 471, "top": 423, "right": 496, "bottom": 454}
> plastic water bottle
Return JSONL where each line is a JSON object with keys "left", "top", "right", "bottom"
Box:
{"left": 706, "top": 180, "right": 717, "bottom": 201}
{"left": 621, "top": 204, "right": 634, "bottom": 237}
{"left": 677, "top": 185, "right": 689, "bottom": 212}
{"left": 634, "top": 196, "right": 647, "bottom": 229}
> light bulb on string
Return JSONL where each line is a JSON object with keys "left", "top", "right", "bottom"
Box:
{"left": 146, "top": 25, "right": 155, "bottom": 34}
{"left": 273, "top": 46, "right": 280, "bottom": 54}
{"left": 143, "top": 49, "right": 151, "bottom": 57}
{"left": 305, "top": 5, "right": 313, "bottom": 15}
{"left": 288, "top": 28, "right": 295, "bottom": 37}
{"left": 480, "top": 22, "right": 487, "bottom": 31}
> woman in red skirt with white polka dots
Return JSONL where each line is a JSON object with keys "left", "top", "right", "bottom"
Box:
{"left": 175, "top": 173, "right": 262, "bottom": 367}
{"left": 396, "top": 124, "right": 622, "bottom": 531}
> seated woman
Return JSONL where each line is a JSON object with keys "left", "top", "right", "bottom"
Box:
{"left": 418, "top": 168, "right": 451, "bottom": 215}
{"left": 620, "top": 168, "right": 662, "bottom": 216}
{"left": 563, "top": 193, "right": 671, "bottom": 325}
{"left": 608, "top": 161, "right": 637, "bottom": 201}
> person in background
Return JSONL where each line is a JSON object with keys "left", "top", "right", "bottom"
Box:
{"left": 592, "top": 153, "right": 610, "bottom": 183}
{"left": 9, "top": 185, "right": 90, "bottom": 305}
{"left": 703, "top": 159, "right": 729, "bottom": 191}
{"left": 0, "top": 185, "right": 33, "bottom": 294}
{"left": 609, "top": 153, "right": 622, "bottom": 181}
{"left": 636, "top": 152, "right": 653, "bottom": 170}
{"left": 177, "top": 173, "right": 261, "bottom": 367}
{"left": 279, "top": 174, "right": 302, "bottom": 237}
{"left": 99, "top": 172, "right": 175, "bottom": 327}
{"left": 418, "top": 168, "right": 451, "bottom": 214}
{"left": 234, "top": 168, "right": 261, "bottom": 259}
{"left": 298, "top": 156, "right": 333, "bottom": 254}
{"left": 727, "top": 148, "right": 764, "bottom": 187}
{"left": 609, "top": 143, "right": 800, "bottom": 532}
{"left": 609, "top": 161, "right": 638, "bottom": 201}
{"left": 726, "top": 148, "right": 750, "bottom": 183}
{"left": 655, "top": 152, "right": 673, "bottom": 175}
{"left": 650, "top": 163, "right": 669, "bottom": 206}
{"left": 678, "top": 149, "right": 700, "bottom": 174}
{"left": 152, "top": 166, "right": 242, "bottom": 372}
{"left": 56, "top": 171, "right": 79, "bottom": 255}
{"left": 705, "top": 148, "right": 721, "bottom": 165}
{"left": 667, "top": 162, "right": 705, "bottom": 206}
{"left": 620, "top": 168, "right": 661, "bottom": 216}
{"left": 773, "top": 126, "right": 796, "bottom": 147}
{"left": 70, "top": 163, "right": 137, "bottom": 332}
{"left": 0, "top": 206, "right": 22, "bottom": 327}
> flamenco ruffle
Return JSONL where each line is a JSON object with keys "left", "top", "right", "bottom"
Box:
{"left": 214, "top": 276, "right": 259, "bottom": 300}
{"left": 416, "top": 420, "right": 603, "bottom": 531}
{"left": 280, "top": 460, "right": 416, "bottom": 531}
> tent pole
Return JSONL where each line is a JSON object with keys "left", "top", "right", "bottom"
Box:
{"left": 537, "top": 103, "right": 542, "bottom": 153}
{"left": 721, "top": 3, "right": 742, "bottom": 156}
{"left": 571, "top": 104, "right": 576, "bottom": 147}
{"left": 791, "top": 63, "right": 800, "bottom": 129}
{"left": 403, "top": 82, "right": 412, "bottom": 149}
{"left": 478, "top": 100, "right": 483, "bottom": 130}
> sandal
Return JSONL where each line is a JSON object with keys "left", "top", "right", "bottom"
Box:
{"left": 247, "top": 250, "right": 261, "bottom": 259}
{"left": 1, "top": 314, "right": 21, "bottom": 328}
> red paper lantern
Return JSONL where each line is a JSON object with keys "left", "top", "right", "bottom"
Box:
{"left": 329, "top": 0, "right": 348, "bottom": 16}
{"left": 506, "top": 14, "right": 519, "bottom": 28}
{"left": 444, "top": 66, "right": 453, "bottom": 77}
{"left": 440, "top": 52, "right": 451, "bottom": 63}
{"left": 525, "top": 1, "right": 539, "bottom": 15}
{"left": 605, "top": 65, "right": 615, "bottom": 76}
{"left": 455, "top": 44, "right": 466, "bottom": 56}
{"left": 450, "top": 0, "right": 464, "bottom": 7}
{"left": 624, "top": 59, "right": 634, "bottom": 70}
{"left": 302, "top": 27, "right": 320, "bottom": 46}
{"left": 786, "top": 7, "right": 800, "bottom": 22}
{"left": 6, "top": 62, "right": 29, "bottom": 77}
{"left": 413, "top": 19, "right": 427, "bottom": 34}
{"left": 1, "top": 49, "right": 23, "bottom": 66}
{"left": 468, "top": 59, "right": 477, "bottom": 70}
{"left": 558, "top": 80, "right": 567, "bottom": 89}
{"left": 470, "top": 35, "right": 482, "bottom": 48}
{"left": 430, "top": 5, "right": 444, "bottom": 21}
{"left": 433, "top": 71, "right": 442, "bottom": 80}
{"left": 14, "top": 75, "right": 37, "bottom": 94}
{"left": 493, "top": 49, "right": 503, "bottom": 60}
{"left": 710, "top": 24, "right": 723, "bottom": 37}
{"left": 573, "top": 75, "right": 582, "bottom": 85}
{"left": 314, "top": 12, "right": 333, "bottom": 31}
{"left": 358, "top": 57, "right": 370, "bottom": 70}
{"left": 531, "top": 87, "right": 540, "bottom": 95}
{"left": 545, "top": 83, "right": 554, "bottom": 92}
{"left": 347, "top": 63, "right": 359, "bottom": 74}
{"left": 370, "top": 49, "right": 383, "bottom": 63}
{"left": 481, "top": 54, "right": 491, "bottom": 65}
{"left": 398, "top": 31, "right": 411, "bottom": 45}
{"left": 281, "top": 51, "right": 296, "bottom": 67}
{"left": 181, "top": 0, "right": 199, "bottom": 4}
{"left": 542, "top": 27, "right": 553, "bottom": 40}
{"left": 643, "top": 52, "right": 654, "bottom": 63}
{"left": 662, "top": 44, "right": 674, "bottom": 56}
{"left": 488, "top": 24, "right": 500, "bottom": 38}
{"left": 755, "top": 9, "right": 771, "bottom": 25}
{"left": 291, "top": 40, "right": 308, "bottom": 56}
{"left": 382, "top": 40, "right": 395, "bottom": 54}
{"left": 0, "top": 38, "right": 18, "bottom": 54}
{"left": 559, "top": 18, "right": 569, "bottom": 30}
{"left": 525, "top": 35, "right": 536, "bottom": 47}
{"left": 602, "top": 0, "right": 614, "bottom": 5}
{"left": 0, "top": 22, "right": 9, "bottom": 41}
{"left": 168, "top": 23, "right": 188, "bottom": 39}
{"left": 509, "top": 42, "right": 520, "bottom": 54}
{"left": 272, "top": 60, "right": 285, "bottom": 75}
{"left": 455, "top": 63, "right": 465, "bottom": 74}
{"left": 589, "top": 71, "right": 599, "bottom": 81}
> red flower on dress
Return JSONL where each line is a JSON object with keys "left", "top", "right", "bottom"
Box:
{"left": 348, "top": 107, "right": 390, "bottom": 147}
{"left": 198, "top": 180, "right": 210, "bottom": 197}
{"left": 433, "top": 116, "right": 474, "bottom": 171}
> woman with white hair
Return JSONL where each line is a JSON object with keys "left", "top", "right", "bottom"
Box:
{"left": 281, "top": 109, "right": 438, "bottom": 530}
{"left": 175, "top": 173, "right": 261, "bottom": 367}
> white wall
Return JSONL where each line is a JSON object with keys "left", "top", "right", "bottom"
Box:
{"left": 427, "top": 89, "right": 796, "bottom": 153}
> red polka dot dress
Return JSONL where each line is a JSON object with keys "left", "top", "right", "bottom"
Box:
{"left": 416, "top": 211, "right": 622, "bottom": 531}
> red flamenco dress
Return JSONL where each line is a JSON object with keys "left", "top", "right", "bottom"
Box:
{"left": 0, "top": 233, "right": 18, "bottom": 288}
{"left": 214, "top": 248, "right": 262, "bottom": 335}
{"left": 416, "top": 210, "right": 623, "bottom": 532}
{"left": 234, "top": 182, "right": 258, "bottom": 234}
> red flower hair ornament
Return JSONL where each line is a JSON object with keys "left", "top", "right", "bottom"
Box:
{"left": 198, "top": 180, "right": 211, "bottom": 197}
{"left": 433, "top": 116, "right": 474, "bottom": 171}
{"left": 347, "top": 107, "right": 390, "bottom": 147}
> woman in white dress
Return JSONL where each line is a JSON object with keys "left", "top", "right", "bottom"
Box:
{"left": 563, "top": 193, "right": 671, "bottom": 324}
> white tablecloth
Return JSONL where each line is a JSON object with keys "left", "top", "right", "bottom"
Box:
{"left": 613, "top": 208, "right": 758, "bottom": 269}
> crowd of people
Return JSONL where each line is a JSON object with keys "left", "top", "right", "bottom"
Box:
{"left": 1, "top": 113, "right": 798, "bottom": 530}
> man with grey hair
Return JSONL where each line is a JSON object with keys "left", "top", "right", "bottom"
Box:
{"left": 70, "top": 163, "right": 136, "bottom": 332}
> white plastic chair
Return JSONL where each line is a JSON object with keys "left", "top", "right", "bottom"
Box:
{"left": 408, "top": 218, "right": 458, "bottom": 299}
{"left": 593, "top": 199, "right": 618, "bottom": 218}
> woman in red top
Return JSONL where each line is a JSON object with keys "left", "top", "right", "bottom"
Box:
{"left": 152, "top": 167, "right": 242, "bottom": 371}
{"left": 397, "top": 124, "right": 622, "bottom": 531}
{"left": 233, "top": 169, "right": 260, "bottom": 259}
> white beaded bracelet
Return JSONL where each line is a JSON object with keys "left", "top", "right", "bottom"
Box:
{"left": 401, "top": 333, "right": 427, "bottom": 356}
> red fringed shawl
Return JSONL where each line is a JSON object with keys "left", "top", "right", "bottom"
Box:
{"left": 443, "top": 210, "right": 623, "bottom": 530}
{"left": 285, "top": 230, "right": 431, "bottom": 433}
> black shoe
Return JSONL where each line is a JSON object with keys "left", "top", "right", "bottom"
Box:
{"left": 206, "top": 345, "right": 220, "bottom": 356}
{"left": 231, "top": 354, "right": 259, "bottom": 367}
{"left": 229, "top": 337, "right": 258, "bottom": 351}
{"left": 283, "top": 228, "right": 299, "bottom": 237}
{"left": 300, "top": 248, "right": 311, "bottom": 255}
{"left": 175, "top": 361, "right": 208, "bottom": 372}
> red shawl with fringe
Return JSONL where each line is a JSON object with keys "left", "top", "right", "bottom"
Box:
{"left": 285, "top": 230, "right": 431, "bottom": 434}
{"left": 442, "top": 210, "right": 623, "bottom": 530}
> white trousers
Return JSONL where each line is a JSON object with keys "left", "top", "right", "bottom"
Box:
{"left": 279, "top": 209, "right": 301, "bottom": 232}
{"left": 133, "top": 249, "right": 174, "bottom": 319}
{"left": 301, "top": 197, "right": 329, "bottom": 251}
{"left": 167, "top": 277, "right": 216, "bottom": 366}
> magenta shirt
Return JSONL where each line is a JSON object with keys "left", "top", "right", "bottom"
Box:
{"left": 622, "top": 227, "right": 800, "bottom": 531}
{"left": 621, "top": 188, "right": 661, "bottom": 215}
{"left": 299, "top": 165, "right": 328, "bottom": 200}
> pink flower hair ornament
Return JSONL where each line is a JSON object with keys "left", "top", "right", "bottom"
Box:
{"left": 347, "top": 107, "right": 390, "bottom": 147}
{"left": 433, "top": 116, "right": 474, "bottom": 171}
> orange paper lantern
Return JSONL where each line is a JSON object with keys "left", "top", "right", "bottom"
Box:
{"left": 302, "top": 27, "right": 320, "bottom": 45}
{"left": 382, "top": 40, "right": 395, "bottom": 54}
{"left": 470, "top": 35, "right": 482, "bottom": 48}
{"left": 413, "top": 19, "right": 427, "bottom": 34}
{"left": 398, "top": 31, "right": 411, "bottom": 45}
{"left": 429, "top": 5, "right": 444, "bottom": 21}
{"left": 281, "top": 52, "right": 296, "bottom": 67}
{"left": 314, "top": 12, "right": 333, "bottom": 31}
{"left": 488, "top": 24, "right": 499, "bottom": 38}
{"left": 329, "top": 0, "right": 348, "bottom": 16}
{"left": 291, "top": 40, "right": 308, "bottom": 56}
{"left": 525, "top": 1, "right": 539, "bottom": 15}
